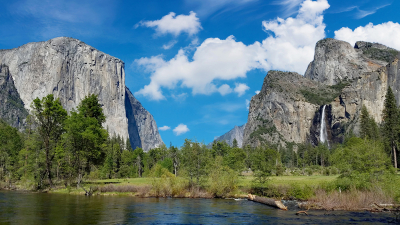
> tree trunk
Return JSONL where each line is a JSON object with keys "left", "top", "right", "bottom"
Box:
{"left": 393, "top": 145, "right": 397, "bottom": 169}
{"left": 45, "top": 139, "right": 53, "bottom": 188}
{"left": 248, "top": 194, "right": 287, "bottom": 210}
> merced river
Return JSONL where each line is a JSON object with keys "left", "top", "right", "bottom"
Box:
{"left": 0, "top": 191, "right": 395, "bottom": 224}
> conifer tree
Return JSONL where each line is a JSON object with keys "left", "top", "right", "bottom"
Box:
{"left": 382, "top": 86, "right": 398, "bottom": 169}
{"left": 360, "top": 105, "right": 379, "bottom": 140}
{"left": 232, "top": 138, "right": 238, "bottom": 148}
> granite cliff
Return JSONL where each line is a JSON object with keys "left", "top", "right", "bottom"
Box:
{"left": 243, "top": 38, "right": 400, "bottom": 149}
{"left": 208, "top": 124, "right": 246, "bottom": 148}
{"left": 0, "top": 64, "right": 28, "bottom": 130}
{"left": 0, "top": 37, "right": 163, "bottom": 151}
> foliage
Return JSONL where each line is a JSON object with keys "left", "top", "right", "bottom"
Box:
{"left": 330, "top": 137, "right": 391, "bottom": 190}
{"left": 208, "top": 156, "right": 238, "bottom": 197}
{"left": 362, "top": 46, "right": 398, "bottom": 63}
{"left": 300, "top": 81, "right": 349, "bottom": 105}
{"left": 31, "top": 94, "right": 67, "bottom": 187}
{"left": 382, "top": 86, "right": 399, "bottom": 169}
{"left": 360, "top": 105, "right": 379, "bottom": 140}
{"left": 251, "top": 147, "right": 279, "bottom": 185}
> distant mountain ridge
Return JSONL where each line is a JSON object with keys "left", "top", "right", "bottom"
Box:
{"left": 208, "top": 124, "right": 246, "bottom": 148}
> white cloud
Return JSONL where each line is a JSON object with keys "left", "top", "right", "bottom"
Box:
{"left": 234, "top": 83, "right": 249, "bottom": 96}
{"left": 184, "top": 0, "right": 257, "bottom": 17}
{"left": 163, "top": 40, "right": 178, "bottom": 50}
{"left": 135, "top": 0, "right": 330, "bottom": 100}
{"left": 171, "top": 93, "right": 188, "bottom": 102}
{"left": 138, "top": 11, "right": 202, "bottom": 37}
{"left": 218, "top": 84, "right": 233, "bottom": 95}
{"left": 159, "top": 126, "right": 171, "bottom": 131}
{"left": 334, "top": 21, "right": 400, "bottom": 50}
{"left": 355, "top": 4, "right": 391, "bottom": 19}
{"left": 274, "top": 0, "right": 303, "bottom": 17}
{"left": 173, "top": 124, "right": 190, "bottom": 136}
{"left": 246, "top": 99, "right": 250, "bottom": 110}
{"left": 255, "top": 90, "right": 260, "bottom": 94}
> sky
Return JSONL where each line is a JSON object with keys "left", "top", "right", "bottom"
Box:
{"left": 1, "top": 0, "right": 400, "bottom": 147}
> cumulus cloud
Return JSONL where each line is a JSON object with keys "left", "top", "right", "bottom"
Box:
{"left": 218, "top": 84, "right": 233, "bottom": 95}
{"left": 234, "top": 83, "right": 249, "bottom": 96}
{"left": 246, "top": 99, "right": 250, "bottom": 110}
{"left": 334, "top": 21, "right": 400, "bottom": 50}
{"left": 135, "top": 0, "right": 330, "bottom": 100}
{"left": 137, "top": 11, "right": 202, "bottom": 37}
{"left": 173, "top": 124, "right": 190, "bottom": 136}
{"left": 255, "top": 90, "right": 260, "bottom": 94}
{"left": 159, "top": 126, "right": 171, "bottom": 131}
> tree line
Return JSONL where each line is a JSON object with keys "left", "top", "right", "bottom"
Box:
{"left": 0, "top": 87, "right": 399, "bottom": 191}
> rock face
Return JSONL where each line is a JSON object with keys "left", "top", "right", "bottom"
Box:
{"left": 0, "top": 37, "right": 163, "bottom": 151}
{"left": 243, "top": 71, "right": 320, "bottom": 148}
{"left": 0, "top": 64, "right": 28, "bottom": 129}
{"left": 125, "top": 88, "right": 163, "bottom": 151}
{"left": 243, "top": 38, "right": 400, "bottom": 149}
{"left": 208, "top": 124, "right": 246, "bottom": 148}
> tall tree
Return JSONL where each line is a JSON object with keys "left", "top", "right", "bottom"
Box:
{"left": 232, "top": 138, "right": 238, "bottom": 148}
{"left": 64, "top": 95, "right": 107, "bottom": 185}
{"left": 133, "top": 148, "right": 144, "bottom": 177}
{"left": 181, "top": 139, "right": 209, "bottom": 186}
{"left": 32, "top": 94, "right": 67, "bottom": 187}
{"left": 360, "top": 105, "right": 379, "bottom": 140}
{"left": 382, "top": 86, "right": 398, "bottom": 169}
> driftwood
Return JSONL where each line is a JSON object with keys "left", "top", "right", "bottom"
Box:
{"left": 248, "top": 194, "right": 287, "bottom": 210}
{"left": 296, "top": 211, "right": 308, "bottom": 216}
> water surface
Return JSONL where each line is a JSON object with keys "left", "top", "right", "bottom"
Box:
{"left": 0, "top": 191, "right": 395, "bottom": 224}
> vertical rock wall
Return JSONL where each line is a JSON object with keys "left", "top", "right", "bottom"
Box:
{"left": 0, "top": 37, "right": 164, "bottom": 151}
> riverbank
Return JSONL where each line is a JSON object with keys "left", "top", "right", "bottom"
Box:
{"left": 2, "top": 175, "right": 399, "bottom": 212}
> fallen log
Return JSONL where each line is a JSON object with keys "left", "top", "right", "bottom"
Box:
{"left": 296, "top": 211, "right": 308, "bottom": 215}
{"left": 248, "top": 194, "right": 287, "bottom": 210}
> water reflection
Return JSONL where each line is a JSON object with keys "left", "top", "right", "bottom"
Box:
{"left": 0, "top": 191, "right": 396, "bottom": 224}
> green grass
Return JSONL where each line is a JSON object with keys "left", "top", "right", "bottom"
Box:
{"left": 87, "top": 177, "right": 153, "bottom": 186}
{"left": 89, "top": 175, "right": 338, "bottom": 188}
{"left": 238, "top": 175, "right": 338, "bottom": 188}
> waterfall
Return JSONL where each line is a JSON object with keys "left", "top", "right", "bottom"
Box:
{"left": 320, "top": 105, "right": 328, "bottom": 145}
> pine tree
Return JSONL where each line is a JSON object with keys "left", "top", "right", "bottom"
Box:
{"left": 382, "top": 86, "right": 398, "bottom": 168}
{"left": 232, "top": 138, "right": 238, "bottom": 148}
{"left": 360, "top": 105, "right": 379, "bottom": 140}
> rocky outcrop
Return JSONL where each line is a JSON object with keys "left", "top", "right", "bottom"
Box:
{"left": 125, "top": 88, "right": 163, "bottom": 151}
{"left": 243, "top": 38, "right": 400, "bottom": 149}
{"left": 208, "top": 124, "right": 246, "bottom": 148}
{"left": 305, "top": 38, "right": 388, "bottom": 85}
{"left": 243, "top": 71, "right": 320, "bottom": 148}
{"left": 0, "top": 64, "right": 28, "bottom": 129}
{"left": 0, "top": 37, "right": 163, "bottom": 151}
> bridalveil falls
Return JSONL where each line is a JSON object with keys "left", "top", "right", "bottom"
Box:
{"left": 320, "top": 105, "right": 328, "bottom": 146}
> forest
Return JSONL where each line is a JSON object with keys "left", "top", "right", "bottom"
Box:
{"left": 0, "top": 87, "right": 400, "bottom": 203}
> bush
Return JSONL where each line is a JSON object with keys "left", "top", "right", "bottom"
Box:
{"left": 287, "top": 184, "right": 314, "bottom": 200}
{"left": 275, "top": 164, "right": 285, "bottom": 176}
{"left": 208, "top": 157, "right": 238, "bottom": 197}
{"left": 150, "top": 164, "right": 189, "bottom": 197}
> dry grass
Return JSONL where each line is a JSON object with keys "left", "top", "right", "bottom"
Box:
{"left": 187, "top": 186, "right": 213, "bottom": 198}
{"left": 99, "top": 184, "right": 151, "bottom": 197}
{"left": 301, "top": 188, "right": 393, "bottom": 210}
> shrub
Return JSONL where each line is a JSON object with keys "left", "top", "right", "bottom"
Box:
{"left": 208, "top": 157, "right": 238, "bottom": 197}
{"left": 287, "top": 184, "right": 314, "bottom": 200}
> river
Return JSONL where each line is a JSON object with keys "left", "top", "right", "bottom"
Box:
{"left": 0, "top": 191, "right": 395, "bottom": 224}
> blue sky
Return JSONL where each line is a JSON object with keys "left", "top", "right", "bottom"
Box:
{"left": 1, "top": 0, "right": 400, "bottom": 147}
